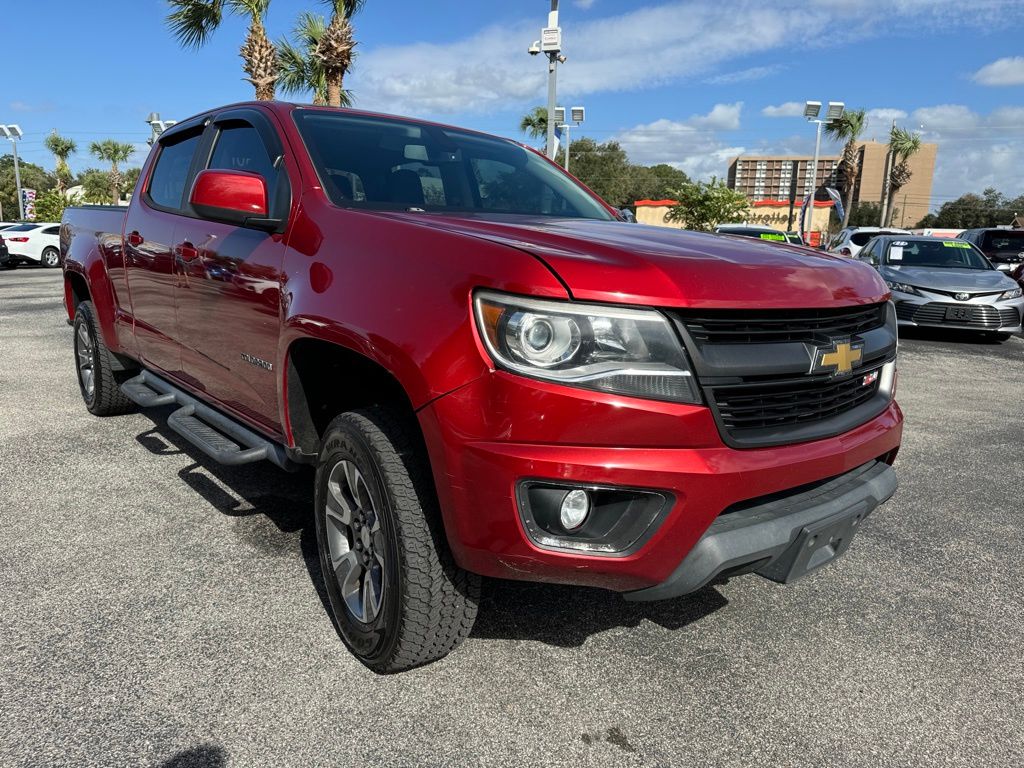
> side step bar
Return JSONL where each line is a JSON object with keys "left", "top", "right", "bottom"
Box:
{"left": 121, "top": 371, "right": 296, "bottom": 471}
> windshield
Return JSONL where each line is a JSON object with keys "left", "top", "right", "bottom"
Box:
{"left": 981, "top": 231, "right": 1024, "bottom": 252}
{"left": 293, "top": 110, "right": 614, "bottom": 221}
{"left": 3, "top": 224, "right": 39, "bottom": 232}
{"left": 883, "top": 239, "right": 992, "bottom": 270}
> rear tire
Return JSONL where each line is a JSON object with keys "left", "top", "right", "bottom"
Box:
{"left": 41, "top": 247, "right": 60, "bottom": 268}
{"left": 314, "top": 407, "right": 479, "bottom": 673}
{"left": 73, "top": 301, "right": 135, "bottom": 416}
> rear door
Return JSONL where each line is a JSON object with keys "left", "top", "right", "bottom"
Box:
{"left": 173, "top": 107, "right": 292, "bottom": 434}
{"left": 124, "top": 122, "right": 206, "bottom": 376}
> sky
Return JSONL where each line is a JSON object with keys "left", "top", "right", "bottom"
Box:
{"left": 5, "top": 0, "right": 1024, "bottom": 213}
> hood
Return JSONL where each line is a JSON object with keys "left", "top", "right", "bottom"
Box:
{"left": 880, "top": 264, "right": 1016, "bottom": 293}
{"left": 377, "top": 213, "right": 888, "bottom": 309}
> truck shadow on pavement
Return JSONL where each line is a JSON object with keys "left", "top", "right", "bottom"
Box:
{"left": 159, "top": 744, "right": 227, "bottom": 768}
{"left": 132, "top": 411, "right": 727, "bottom": 649}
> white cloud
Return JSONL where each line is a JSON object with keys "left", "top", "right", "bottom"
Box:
{"left": 907, "top": 105, "right": 1024, "bottom": 203}
{"left": 573, "top": 0, "right": 598, "bottom": 8}
{"left": 762, "top": 102, "right": 805, "bottom": 118}
{"left": 689, "top": 102, "right": 743, "bottom": 130}
{"left": 348, "top": 0, "right": 1024, "bottom": 117}
{"left": 972, "top": 57, "right": 1024, "bottom": 86}
{"left": 706, "top": 65, "right": 783, "bottom": 85}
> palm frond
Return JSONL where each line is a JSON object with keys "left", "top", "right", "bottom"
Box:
{"left": 166, "top": 0, "right": 224, "bottom": 48}
{"left": 321, "top": 0, "right": 365, "bottom": 18}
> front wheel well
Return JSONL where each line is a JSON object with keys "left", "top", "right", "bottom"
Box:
{"left": 286, "top": 339, "right": 418, "bottom": 457}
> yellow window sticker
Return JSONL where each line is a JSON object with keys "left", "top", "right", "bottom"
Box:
{"left": 942, "top": 241, "right": 971, "bottom": 248}
{"left": 759, "top": 233, "right": 786, "bottom": 241}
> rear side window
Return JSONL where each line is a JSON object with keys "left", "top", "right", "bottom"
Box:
{"left": 42, "top": 226, "right": 60, "bottom": 235}
{"left": 850, "top": 232, "right": 873, "bottom": 246}
{"left": 208, "top": 123, "right": 279, "bottom": 191}
{"left": 148, "top": 132, "right": 202, "bottom": 210}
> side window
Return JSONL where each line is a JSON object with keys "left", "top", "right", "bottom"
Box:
{"left": 208, "top": 123, "right": 279, "bottom": 192}
{"left": 148, "top": 131, "right": 202, "bottom": 210}
{"left": 43, "top": 226, "right": 60, "bottom": 235}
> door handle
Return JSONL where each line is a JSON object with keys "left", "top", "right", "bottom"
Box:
{"left": 175, "top": 242, "right": 199, "bottom": 262}
{"left": 127, "top": 231, "right": 143, "bottom": 247}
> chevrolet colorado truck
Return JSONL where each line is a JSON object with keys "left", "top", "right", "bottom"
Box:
{"left": 61, "top": 102, "right": 902, "bottom": 673}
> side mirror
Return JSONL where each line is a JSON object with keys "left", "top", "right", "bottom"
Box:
{"left": 619, "top": 208, "right": 637, "bottom": 223}
{"left": 189, "top": 169, "right": 279, "bottom": 231}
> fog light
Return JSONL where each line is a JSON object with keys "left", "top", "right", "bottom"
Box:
{"left": 560, "top": 490, "right": 590, "bottom": 530}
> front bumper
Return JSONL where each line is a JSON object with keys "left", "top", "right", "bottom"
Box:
{"left": 893, "top": 290, "right": 1024, "bottom": 334}
{"left": 625, "top": 459, "right": 896, "bottom": 600}
{"left": 419, "top": 371, "right": 903, "bottom": 594}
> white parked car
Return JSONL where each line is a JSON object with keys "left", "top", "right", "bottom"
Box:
{"left": 829, "top": 227, "right": 912, "bottom": 258}
{"left": 1, "top": 223, "right": 61, "bottom": 268}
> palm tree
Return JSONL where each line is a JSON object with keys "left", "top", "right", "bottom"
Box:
{"left": 278, "top": 12, "right": 352, "bottom": 106}
{"left": 167, "top": 0, "right": 279, "bottom": 100}
{"left": 315, "top": 0, "right": 365, "bottom": 108}
{"left": 823, "top": 109, "right": 865, "bottom": 230}
{"left": 89, "top": 140, "right": 135, "bottom": 205}
{"left": 884, "top": 126, "right": 923, "bottom": 227}
{"left": 44, "top": 131, "right": 78, "bottom": 195}
{"left": 520, "top": 107, "right": 549, "bottom": 147}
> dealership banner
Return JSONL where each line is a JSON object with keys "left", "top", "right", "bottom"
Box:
{"left": 22, "top": 188, "right": 37, "bottom": 221}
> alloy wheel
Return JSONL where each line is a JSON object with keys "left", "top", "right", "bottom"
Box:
{"left": 324, "top": 459, "right": 386, "bottom": 624}
{"left": 75, "top": 323, "right": 95, "bottom": 401}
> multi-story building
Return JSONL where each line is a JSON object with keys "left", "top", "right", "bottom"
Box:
{"left": 727, "top": 141, "right": 937, "bottom": 227}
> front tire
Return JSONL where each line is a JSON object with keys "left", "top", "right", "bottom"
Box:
{"left": 314, "top": 407, "right": 479, "bottom": 673}
{"left": 73, "top": 301, "right": 135, "bottom": 416}
{"left": 41, "top": 247, "right": 60, "bottom": 268}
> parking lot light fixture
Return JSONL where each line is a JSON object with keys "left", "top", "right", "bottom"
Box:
{"left": 802, "top": 100, "right": 845, "bottom": 245}
{"left": 1, "top": 124, "right": 26, "bottom": 220}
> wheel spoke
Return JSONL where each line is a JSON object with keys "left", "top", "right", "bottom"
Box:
{"left": 325, "top": 475, "right": 355, "bottom": 527}
{"left": 334, "top": 549, "right": 362, "bottom": 599}
{"left": 362, "top": 568, "right": 382, "bottom": 622}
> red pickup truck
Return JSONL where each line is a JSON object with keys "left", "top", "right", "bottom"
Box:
{"left": 62, "top": 101, "right": 902, "bottom": 672}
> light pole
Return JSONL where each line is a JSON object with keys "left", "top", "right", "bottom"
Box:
{"left": 146, "top": 113, "right": 177, "bottom": 146}
{"left": 802, "top": 101, "right": 844, "bottom": 246}
{"left": 529, "top": 1, "right": 567, "bottom": 161}
{"left": 0, "top": 124, "right": 25, "bottom": 220}
{"left": 558, "top": 106, "right": 585, "bottom": 174}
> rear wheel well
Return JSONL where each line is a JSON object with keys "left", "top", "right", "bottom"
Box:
{"left": 66, "top": 271, "right": 90, "bottom": 311}
{"left": 287, "top": 339, "right": 418, "bottom": 458}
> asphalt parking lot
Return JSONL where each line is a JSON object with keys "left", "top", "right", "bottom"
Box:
{"left": 1, "top": 267, "right": 1022, "bottom": 767}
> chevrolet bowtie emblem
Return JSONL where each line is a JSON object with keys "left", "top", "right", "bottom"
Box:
{"left": 813, "top": 339, "right": 864, "bottom": 377}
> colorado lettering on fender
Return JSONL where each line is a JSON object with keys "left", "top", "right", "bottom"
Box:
{"left": 240, "top": 353, "right": 273, "bottom": 371}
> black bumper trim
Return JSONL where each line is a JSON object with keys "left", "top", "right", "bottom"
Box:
{"left": 624, "top": 460, "right": 897, "bottom": 601}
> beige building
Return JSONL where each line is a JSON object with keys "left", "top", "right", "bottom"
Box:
{"left": 727, "top": 140, "right": 937, "bottom": 228}
{"left": 634, "top": 199, "right": 835, "bottom": 246}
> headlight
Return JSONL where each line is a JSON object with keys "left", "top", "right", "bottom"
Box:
{"left": 473, "top": 290, "right": 700, "bottom": 403}
{"left": 1000, "top": 287, "right": 1023, "bottom": 300}
{"left": 884, "top": 280, "right": 922, "bottom": 296}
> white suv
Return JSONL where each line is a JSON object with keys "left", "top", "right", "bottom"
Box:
{"left": 1, "top": 223, "right": 61, "bottom": 268}
{"left": 829, "top": 227, "right": 911, "bottom": 258}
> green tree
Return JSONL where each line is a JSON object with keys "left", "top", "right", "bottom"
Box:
{"left": 519, "top": 106, "right": 549, "bottom": 148}
{"left": 315, "top": 0, "right": 365, "bottom": 107}
{"left": 76, "top": 169, "right": 114, "bottom": 204}
{"left": 0, "top": 155, "right": 56, "bottom": 221}
{"left": 278, "top": 12, "right": 342, "bottom": 105}
{"left": 922, "top": 188, "right": 1024, "bottom": 228}
{"left": 33, "top": 189, "right": 72, "bottom": 222}
{"left": 823, "top": 108, "right": 866, "bottom": 230}
{"left": 622, "top": 163, "right": 690, "bottom": 209}
{"left": 564, "top": 138, "right": 633, "bottom": 206}
{"left": 88, "top": 140, "right": 135, "bottom": 205}
{"left": 167, "top": 0, "right": 279, "bottom": 100}
{"left": 884, "top": 126, "right": 922, "bottom": 227}
{"left": 664, "top": 177, "right": 749, "bottom": 232}
{"left": 846, "top": 201, "right": 885, "bottom": 228}
{"left": 44, "top": 131, "right": 78, "bottom": 195}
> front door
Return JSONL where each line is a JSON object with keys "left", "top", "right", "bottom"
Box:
{"left": 173, "top": 109, "right": 291, "bottom": 435}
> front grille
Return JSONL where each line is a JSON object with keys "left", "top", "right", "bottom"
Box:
{"left": 713, "top": 367, "right": 883, "bottom": 432}
{"left": 679, "top": 303, "right": 887, "bottom": 344}
{"left": 671, "top": 302, "right": 894, "bottom": 447}
{"left": 910, "top": 302, "right": 1015, "bottom": 329}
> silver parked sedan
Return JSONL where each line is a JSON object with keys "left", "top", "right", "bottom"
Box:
{"left": 858, "top": 235, "right": 1024, "bottom": 339}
